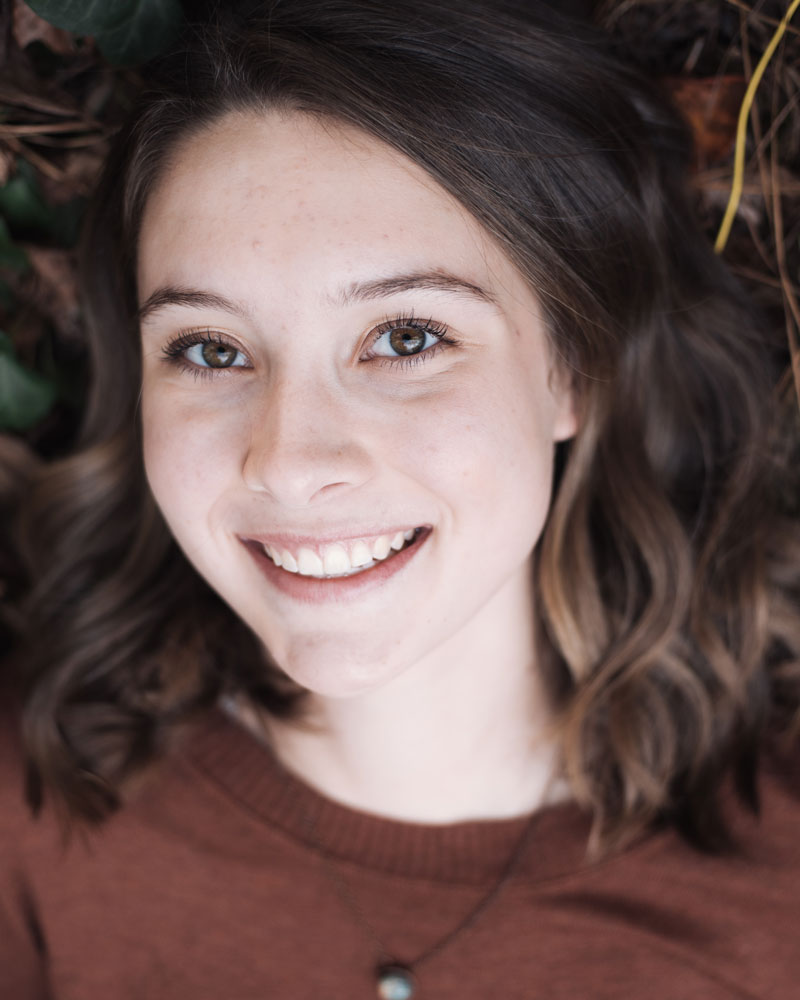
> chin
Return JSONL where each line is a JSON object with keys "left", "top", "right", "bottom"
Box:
{"left": 269, "top": 635, "right": 410, "bottom": 700}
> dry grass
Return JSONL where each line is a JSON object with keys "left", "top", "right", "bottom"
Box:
{"left": 599, "top": 0, "right": 800, "bottom": 509}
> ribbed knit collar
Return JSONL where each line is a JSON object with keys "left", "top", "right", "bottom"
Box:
{"left": 181, "top": 705, "right": 596, "bottom": 886}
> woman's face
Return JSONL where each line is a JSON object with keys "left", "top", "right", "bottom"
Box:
{"left": 138, "top": 111, "right": 576, "bottom": 698}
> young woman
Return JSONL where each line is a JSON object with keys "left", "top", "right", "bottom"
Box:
{"left": 2, "top": 1, "right": 799, "bottom": 997}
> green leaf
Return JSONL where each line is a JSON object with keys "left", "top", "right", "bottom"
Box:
{"left": 24, "top": 0, "right": 185, "bottom": 66}
{"left": 0, "top": 217, "right": 29, "bottom": 271}
{"left": 0, "top": 159, "right": 51, "bottom": 234}
{"left": 23, "top": 0, "right": 122, "bottom": 35}
{"left": 0, "top": 279, "right": 14, "bottom": 310}
{"left": 95, "top": 0, "right": 184, "bottom": 65}
{"left": 37, "top": 327, "right": 88, "bottom": 409}
{"left": 0, "top": 331, "right": 57, "bottom": 431}
{"left": 0, "top": 159, "right": 84, "bottom": 247}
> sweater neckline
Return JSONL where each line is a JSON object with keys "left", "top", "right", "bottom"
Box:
{"left": 180, "top": 705, "right": 595, "bottom": 886}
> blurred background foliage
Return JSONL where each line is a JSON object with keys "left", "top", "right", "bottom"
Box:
{"left": 0, "top": 0, "right": 185, "bottom": 453}
{"left": 0, "top": 0, "right": 798, "bottom": 471}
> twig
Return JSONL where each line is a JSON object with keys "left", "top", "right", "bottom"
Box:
{"left": 724, "top": 0, "right": 800, "bottom": 40}
{"left": 694, "top": 166, "right": 800, "bottom": 195}
{"left": 743, "top": 207, "right": 777, "bottom": 274}
{"left": 0, "top": 122, "right": 101, "bottom": 137}
{"left": 768, "top": 44, "right": 800, "bottom": 413}
{"left": 730, "top": 263, "right": 800, "bottom": 298}
{"left": 749, "top": 90, "right": 800, "bottom": 163}
{"left": 715, "top": 0, "right": 800, "bottom": 252}
{"left": 0, "top": 135, "right": 64, "bottom": 182}
{"left": 740, "top": 9, "right": 773, "bottom": 230}
{"left": 0, "top": 83, "right": 78, "bottom": 118}
{"left": 22, "top": 134, "right": 109, "bottom": 149}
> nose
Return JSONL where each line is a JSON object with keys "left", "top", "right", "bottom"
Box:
{"left": 241, "top": 371, "right": 374, "bottom": 507}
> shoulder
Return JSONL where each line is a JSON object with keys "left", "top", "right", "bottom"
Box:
{"left": 0, "top": 691, "right": 31, "bottom": 824}
{"left": 0, "top": 689, "right": 60, "bottom": 996}
{"left": 613, "top": 737, "right": 800, "bottom": 996}
{"left": 754, "top": 733, "right": 800, "bottom": 850}
{"left": 0, "top": 692, "right": 50, "bottom": 854}
{"left": 523, "top": 737, "right": 800, "bottom": 998}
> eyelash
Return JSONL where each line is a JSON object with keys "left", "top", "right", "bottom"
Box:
{"left": 159, "top": 330, "right": 246, "bottom": 382}
{"left": 158, "top": 315, "right": 460, "bottom": 381}
{"left": 365, "top": 314, "right": 460, "bottom": 369}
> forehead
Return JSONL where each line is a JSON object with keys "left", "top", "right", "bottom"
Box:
{"left": 137, "top": 110, "right": 511, "bottom": 303}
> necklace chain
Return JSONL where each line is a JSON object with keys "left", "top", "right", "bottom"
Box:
{"left": 302, "top": 800, "right": 541, "bottom": 974}
{"left": 220, "top": 696, "right": 551, "bottom": 993}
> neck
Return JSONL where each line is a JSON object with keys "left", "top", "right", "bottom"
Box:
{"left": 226, "top": 577, "right": 571, "bottom": 824}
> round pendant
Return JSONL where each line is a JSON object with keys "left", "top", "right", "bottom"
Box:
{"left": 376, "top": 964, "right": 416, "bottom": 1000}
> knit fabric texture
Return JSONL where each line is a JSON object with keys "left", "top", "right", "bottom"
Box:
{"left": 1, "top": 706, "right": 798, "bottom": 999}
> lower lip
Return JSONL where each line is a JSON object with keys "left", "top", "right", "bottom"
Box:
{"left": 241, "top": 528, "right": 431, "bottom": 605}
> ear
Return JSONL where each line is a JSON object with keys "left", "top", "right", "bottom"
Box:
{"left": 548, "top": 362, "right": 579, "bottom": 443}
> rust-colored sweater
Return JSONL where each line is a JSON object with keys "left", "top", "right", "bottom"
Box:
{"left": 1, "top": 706, "right": 799, "bottom": 999}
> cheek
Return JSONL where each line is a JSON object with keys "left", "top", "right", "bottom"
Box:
{"left": 140, "top": 392, "right": 243, "bottom": 526}
{"left": 406, "top": 379, "right": 556, "bottom": 531}
{"left": 449, "top": 376, "right": 555, "bottom": 477}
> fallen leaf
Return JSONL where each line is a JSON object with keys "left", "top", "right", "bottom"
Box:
{"left": 0, "top": 147, "right": 14, "bottom": 187}
{"left": 0, "top": 431, "right": 40, "bottom": 499}
{"left": 663, "top": 75, "right": 747, "bottom": 169}
{"left": 22, "top": 246, "right": 81, "bottom": 343}
{"left": 12, "top": 0, "right": 76, "bottom": 56}
{"left": 59, "top": 147, "right": 107, "bottom": 200}
{"left": 0, "top": 80, "right": 80, "bottom": 119}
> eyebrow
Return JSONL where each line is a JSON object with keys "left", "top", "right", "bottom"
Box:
{"left": 137, "top": 271, "right": 498, "bottom": 325}
{"left": 137, "top": 288, "right": 250, "bottom": 325}
{"left": 333, "top": 271, "right": 498, "bottom": 308}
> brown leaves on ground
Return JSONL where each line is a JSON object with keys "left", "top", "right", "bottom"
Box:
{"left": 0, "top": 0, "right": 141, "bottom": 452}
{"left": 12, "top": 2, "right": 77, "bottom": 57}
{"left": 664, "top": 75, "right": 747, "bottom": 169}
{"left": 22, "top": 247, "right": 82, "bottom": 344}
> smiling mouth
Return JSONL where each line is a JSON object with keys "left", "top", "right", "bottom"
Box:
{"left": 247, "top": 527, "right": 427, "bottom": 580}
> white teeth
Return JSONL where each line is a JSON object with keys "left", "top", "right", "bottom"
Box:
{"left": 281, "top": 549, "right": 298, "bottom": 573}
{"left": 297, "top": 548, "right": 324, "bottom": 576}
{"left": 349, "top": 540, "right": 373, "bottom": 567}
{"left": 261, "top": 528, "right": 421, "bottom": 577}
{"left": 371, "top": 535, "right": 392, "bottom": 560}
{"left": 322, "top": 544, "right": 350, "bottom": 575}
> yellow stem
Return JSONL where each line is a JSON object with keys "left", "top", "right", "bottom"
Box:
{"left": 715, "top": 0, "right": 800, "bottom": 253}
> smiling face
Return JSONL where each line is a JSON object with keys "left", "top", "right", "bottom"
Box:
{"left": 137, "top": 110, "right": 576, "bottom": 699}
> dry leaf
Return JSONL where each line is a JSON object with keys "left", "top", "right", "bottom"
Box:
{"left": 0, "top": 146, "right": 14, "bottom": 186}
{"left": 0, "top": 81, "right": 79, "bottom": 119}
{"left": 12, "top": 0, "right": 76, "bottom": 56}
{"left": 664, "top": 75, "right": 747, "bottom": 169}
{"left": 61, "top": 147, "right": 107, "bottom": 198}
{"left": 22, "top": 247, "right": 81, "bottom": 343}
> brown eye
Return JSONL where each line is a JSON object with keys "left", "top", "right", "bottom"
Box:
{"left": 388, "top": 326, "right": 426, "bottom": 355}
{"left": 201, "top": 341, "right": 239, "bottom": 367}
{"left": 362, "top": 316, "right": 452, "bottom": 367}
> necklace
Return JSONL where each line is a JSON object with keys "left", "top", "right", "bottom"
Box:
{"left": 220, "top": 694, "right": 552, "bottom": 999}
{"left": 302, "top": 796, "right": 543, "bottom": 999}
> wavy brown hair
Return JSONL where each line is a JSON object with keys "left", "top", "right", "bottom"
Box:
{"left": 5, "top": 0, "right": 800, "bottom": 857}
